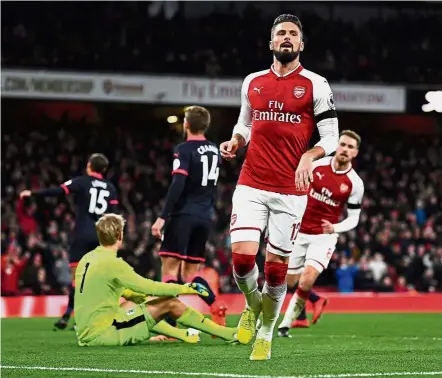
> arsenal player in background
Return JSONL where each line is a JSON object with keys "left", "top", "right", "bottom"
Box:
{"left": 220, "top": 14, "right": 339, "bottom": 360}
{"left": 278, "top": 130, "right": 364, "bottom": 337}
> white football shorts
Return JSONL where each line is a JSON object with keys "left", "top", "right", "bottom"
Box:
{"left": 288, "top": 232, "right": 338, "bottom": 274}
{"left": 229, "top": 185, "right": 307, "bottom": 257}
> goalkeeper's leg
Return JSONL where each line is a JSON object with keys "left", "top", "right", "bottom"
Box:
{"left": 144, "top": 297, "right": 238, "bottom": 342}
{"left": 181, "top": 262, "right": 227, "bottom": 328}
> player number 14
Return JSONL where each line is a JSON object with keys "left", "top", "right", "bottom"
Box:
{"left": 200, "top": 155, "right": 219, "bottom": 186}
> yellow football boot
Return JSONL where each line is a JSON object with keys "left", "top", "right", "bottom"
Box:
{"left": 249, "top": 338, "right": 271, "bottom": 361}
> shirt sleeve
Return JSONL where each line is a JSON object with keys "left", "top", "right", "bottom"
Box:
{"left": 60, "top": 177, "right": 84, "bottom": 195}
{"left": 161, "top": 174, "right": 186, "bottom": 220}
{"left": 172, "top": 146, "right": 190, "bottom": 176}
{"left": 332, "top": 208, "right": 361, "bottom": 233}
{"left": 113, "top": 258, "right": 188, "bottom": 297}
{"left": 333, "top": 178, "right": 364, "bottom": 233}
{"left": 313, "top": 79, "right": 339, "bottom": 156}
{"left": 232, "top": 75, "right": 253, "bottom": 145}
{"left": 347, "top": 177, "right": 364, "bottom": 208}
{"left": 121, "top": 289, "right": 147, "bottom": 304}
{"left": 31, "top": 176, "right": 82, "bottom": 197}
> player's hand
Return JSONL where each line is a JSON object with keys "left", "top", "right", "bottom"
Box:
{"left": 295, "top": 154, "right": 314, "bottom": 191}
{"left": 183, "top": 282, "right": 209, "bottom": 297}
{"left": 321, "top": 219, "right": 335, "bottom": 234}
{"left": 151, "top": 218, "right": 165, "bottom": 239}
{"left": 19, "top": 190, "right": 32, "bottom": 199}
{"left": 220, "top": 138, "right": 239, "bottom": 160}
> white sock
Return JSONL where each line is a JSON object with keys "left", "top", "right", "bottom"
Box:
{"left": 278, "top": 291, "right": 298, "bottom": 329}
{"left": 256, "top": 282, "right": 287, "bottom": 342}
{"left": 233, "top": 264, "right": 262, "bottom": 317}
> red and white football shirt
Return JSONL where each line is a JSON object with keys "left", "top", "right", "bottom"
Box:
{"left": 300, "top": 156, "right": 364, "bottom": 235}
{"left": 233, "top": 63, "right": 339, "bottom": 195}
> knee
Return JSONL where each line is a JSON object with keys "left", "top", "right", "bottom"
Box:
{"left": 232, "top": 243, "right": 257, "bottom": 276}
{"left": 231, "top": 241, "right": 257, "bottom": 256}
{"left": 298, "top": 272, "right": 315, "bottom": 291}
{"left": 167, "top": 297, "right": 181, "bottom": 312}
{"left": 286, "top": 273, "right": 300, "bottom": 289}
{"left": 264, "top": 261, "right": 288, "bottom": 287}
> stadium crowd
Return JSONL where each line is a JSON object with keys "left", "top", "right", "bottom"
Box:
{"left": 2, "top": 2, "right": 442, "bottom": 84}
{"left": 2, "top": 115, "right": 442, "bottom": 296}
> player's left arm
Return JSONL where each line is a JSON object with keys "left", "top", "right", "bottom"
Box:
{"left": 326, "top": 178, "right": 364, "bottom": 233}
{"left": 296, "top": 79, "right": 339, "bottom": 190}
{"left": 108, "top": 183, "right": 120, "bottom": 214}
{"left": 113, "top": 258, "right": 203, "bottom": 297}
{"left": 20, "top": 177, "right": 84, "bottom": 199}
{"left": 310, "top": 78, "right": 339, "bottom": 160}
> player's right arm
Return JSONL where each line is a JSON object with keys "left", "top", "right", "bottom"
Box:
{"left": 121, "top": 289, "right": 148, "bottom": 304}
{"left": 20, "top": 177, "right": 83, "bottom": 199}
{"left": 220, "top": 75, "right": 252, "bottom": 160}
{"left": 151, "top": 146, "right": 189, "bottom": 238}
{"left": 112, "top": 257, "right": 201, "bottom": 297}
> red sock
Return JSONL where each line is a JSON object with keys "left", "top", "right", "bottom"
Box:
{"left": 232, "top": 253, "right": 256, "bottom": 276}
{"left": 264, "top": 261, "right": 287, "bottom": 286}
{"left": 296, "top": 287, "right": 310, "bottom": 301}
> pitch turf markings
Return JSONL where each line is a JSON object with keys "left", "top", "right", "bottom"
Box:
{"left": 1, "top": 366, "right": 442, "bottom": 377}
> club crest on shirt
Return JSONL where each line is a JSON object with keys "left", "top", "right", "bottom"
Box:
{"left": 173, "top": 159, "right": 180, "bottom": 170}
{"left": 340, "top": 183, "right": 349, "bottom": 193}
{"left": 126, "top": 308, "right": 136, "bottom": 316}
{"left": 328, "top": 92, "right": 336, "bottom": 110}
{"left": 293, "top": 86, "right": 306, "bottom": 99}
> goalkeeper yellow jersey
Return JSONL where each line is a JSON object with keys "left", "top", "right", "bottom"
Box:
{"left": 74, "top": 246, "right": 188, "bottom": 344}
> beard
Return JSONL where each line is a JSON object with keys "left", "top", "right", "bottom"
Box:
{"left": 336, "top": 154, "right": 350, "bottom": 164}
{"left": 273, "top": 47, "right": 300, "bottom": 64}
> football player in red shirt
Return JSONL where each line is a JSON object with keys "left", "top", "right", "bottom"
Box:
{"left": 220, "top": 14, "right": 339, "bottom": 360}
{"left": 278, "top": 130, "right": 364, "bottom": 337}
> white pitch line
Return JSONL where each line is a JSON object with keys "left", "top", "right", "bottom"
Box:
{"left": 1, "top": 366, "right": 442, "bottom": 378}
{"left": 288, "top": 334, "right": 442, "bottom": 341}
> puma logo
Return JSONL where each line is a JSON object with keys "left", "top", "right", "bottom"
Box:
{"left": 253, "top": 87, "right": 263, "bottom": 94}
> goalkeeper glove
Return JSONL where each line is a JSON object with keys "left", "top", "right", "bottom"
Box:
{"left": 182, "top": 282, "right": 209, "bottom": 297}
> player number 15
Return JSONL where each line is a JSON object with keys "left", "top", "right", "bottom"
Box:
{"left": 89, "top": 188, "right": 110, "bottom": 215}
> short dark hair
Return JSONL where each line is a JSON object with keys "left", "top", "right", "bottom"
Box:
{"left": 271, "top": 14, "right": 303, "bottom": 41}
{"left": 184, "top": 106, "right": 211, "bottom": 134}
{"left": 340, "top": 130, "right": 362, "bottom": 148}
{"left": 88, "top": 153, "right": 109, "bottom": 174}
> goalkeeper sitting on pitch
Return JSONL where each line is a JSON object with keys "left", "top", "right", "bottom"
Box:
{"left": 74, "top": 213, "right": 239, "bottom": 347}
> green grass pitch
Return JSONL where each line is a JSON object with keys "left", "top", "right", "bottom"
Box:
{"left": 1, "top": 314, "right": 442, "bottom": 378}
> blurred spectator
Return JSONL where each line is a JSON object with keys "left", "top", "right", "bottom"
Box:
{"left": 368, "top": 253, "right": 388, "bottom": 283}
{"left": 53, "top": 250, "right": 71, "bottom": 294}
{"left": 394, "top": 276, "right": 409, "bottom": 293}
{"left": 377, "top": 276, "right": 395, "bottom": 293}
{"left": 1, "top": 247, "right": 30, "bottom": 296}
{"left": 336, "top": 257, "right": 358, "bottom": 293}
{"left": 355, "top": 256, "right": 375, "bottom": 291}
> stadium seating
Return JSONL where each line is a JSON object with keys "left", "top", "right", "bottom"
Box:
{"left": 2, "top": 2, "right": 442, "bottom": 84}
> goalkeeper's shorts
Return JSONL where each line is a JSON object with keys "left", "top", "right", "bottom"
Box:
{"left": 84, "top": 304, "right": 156, "bottom": 346}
